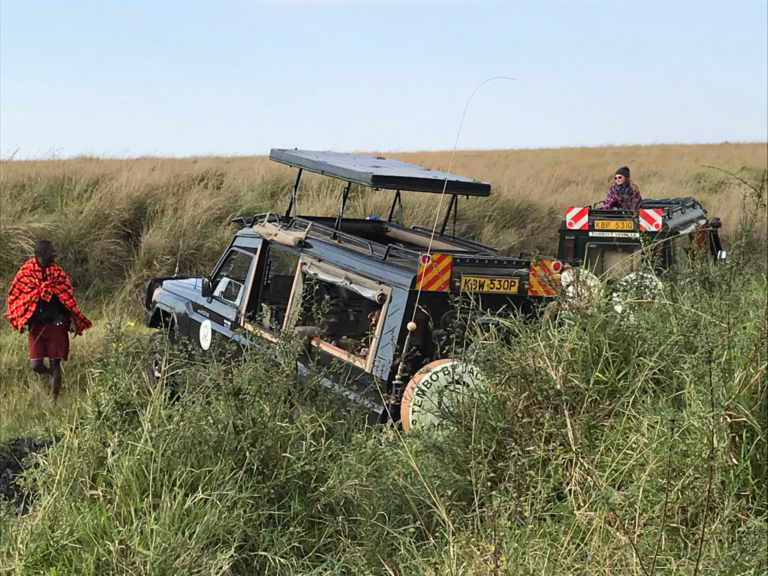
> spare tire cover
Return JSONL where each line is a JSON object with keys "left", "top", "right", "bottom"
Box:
{"left": 400, "top": 359, "right": 486, "bottom": 431}
{"left": 611, "top": 271, "right": 663, "bottom": 314}
{"left": 560, "top": 267, "right": 600, "bottom": 310}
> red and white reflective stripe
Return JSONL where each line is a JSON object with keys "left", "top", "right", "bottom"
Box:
{"left": 566, "top": 206, "right": 589, "bottom": 230}
{"left": 639, "top": 208, "right": 662, "bottom": 231}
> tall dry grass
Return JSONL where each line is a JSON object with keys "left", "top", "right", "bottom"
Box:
{"left": 1, "top": 143, "right": 765, "bottom": 304}
{"left": 391, "top": 143, "right": 767, "bottom": 250}
{"left": 2, "top": 250, "right": 765, "bottom": 574}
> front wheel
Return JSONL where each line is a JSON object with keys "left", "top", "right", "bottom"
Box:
{"left": 145, "top": 332, "right": 169, "bottom": 388}
{"left": 144, "top": 329, "right": 180, "bottom": 400}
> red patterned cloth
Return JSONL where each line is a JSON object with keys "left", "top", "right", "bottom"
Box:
{"left": 5, "top": 258, "right": 92, "bottom": 334}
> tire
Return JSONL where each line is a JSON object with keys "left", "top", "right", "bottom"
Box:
{"left": 145, "top": 327, "right": 180, "bottom": 400}
{"left": 559, "top": 267, "right": 600, "bottom": 312}
{"left": 145, "top": 332, "right": 169, "bottom": 389}
{"left": 611, "top": 272, "right": 663, "bottom": 315}
{"left": 400, "top": 359, "right": 486, "bottom": 432}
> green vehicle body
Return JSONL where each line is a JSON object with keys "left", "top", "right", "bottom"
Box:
{"left": 556, "top": 197, "right": 725, "bottom": 280}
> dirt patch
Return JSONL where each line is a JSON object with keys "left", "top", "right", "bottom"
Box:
{"left": 0, "top": 437, "right": 56, "bottom": 514}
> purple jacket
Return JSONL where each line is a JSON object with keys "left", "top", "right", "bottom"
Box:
{"left": 604, "top": 183, "right": 643, "bottom": 210}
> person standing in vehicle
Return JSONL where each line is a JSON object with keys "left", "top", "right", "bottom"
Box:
{"left": 4, "top": 240, "right": 92, "bottom": 400}
{"left": 604, "top": 166, "right": 643, "bottom": 210}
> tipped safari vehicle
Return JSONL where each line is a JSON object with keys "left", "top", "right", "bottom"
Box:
{"left": 144, "top": 149, "right": 562, "bottom": 429}
{"left": 556, "top": 197, "right": 726, "bottom": 312}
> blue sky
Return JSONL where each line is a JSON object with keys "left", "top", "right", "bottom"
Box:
{"left": 1, "top": 0, "right": 766, "bottom": 159}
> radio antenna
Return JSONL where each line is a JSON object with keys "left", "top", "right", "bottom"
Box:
{"left": 393, "top": 76, "right": 517, "bottom": 391}
{"left": 415, "top": 75, "right": 517, "bottom": 306}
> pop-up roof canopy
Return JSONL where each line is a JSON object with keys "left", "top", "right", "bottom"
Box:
{"left": 270, "top": 149, "right": 491, "bottom": 196}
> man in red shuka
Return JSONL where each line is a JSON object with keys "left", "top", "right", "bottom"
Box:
{"left": 5, "top": 240, "right": 92, "bottom": 400}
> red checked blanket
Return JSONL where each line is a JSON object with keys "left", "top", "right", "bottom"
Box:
{"left": 5, "top": 258, "right": 92, "bottom": 334}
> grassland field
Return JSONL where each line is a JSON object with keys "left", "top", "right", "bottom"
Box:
{"left": 0, "top": 143, "right": 765, "bottom": 575}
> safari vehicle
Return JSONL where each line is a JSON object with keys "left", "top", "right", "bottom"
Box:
{"left": 556, "top": 197, "right": 725, "bottom": 306}
{"left": 144, "top": 149, "right": 562, "bottom": 429}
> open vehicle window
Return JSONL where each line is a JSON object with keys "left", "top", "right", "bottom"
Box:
{"left": 253, "top": 245, "right": 300, "bottom": 333}
{"left": 295, "top": 261, "right": 388, "bottom": 370}
{"left": 212, "top": 249, "right": 254, "bottom": 307}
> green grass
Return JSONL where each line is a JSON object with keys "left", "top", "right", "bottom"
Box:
{"left": 1, "top": 247, "right": 765, "bottom": 574}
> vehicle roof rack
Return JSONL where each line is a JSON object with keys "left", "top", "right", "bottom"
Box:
{"left": 641, "top": 196, "right": 703, "bottom": 217}
{"left": 270, "top": 149, "right": 492, "bottom": 237}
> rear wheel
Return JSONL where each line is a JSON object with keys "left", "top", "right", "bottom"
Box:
{"left": 560, "top": 267, "right": 600, "bottom": 312}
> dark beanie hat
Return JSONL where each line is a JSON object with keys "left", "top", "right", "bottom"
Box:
{"left": 615, "top": 166, "right": 630, "bottom": 178}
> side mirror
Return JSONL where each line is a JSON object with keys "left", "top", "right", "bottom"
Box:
{"left": 202, "top": 277, "right": 213, "bottom": 298}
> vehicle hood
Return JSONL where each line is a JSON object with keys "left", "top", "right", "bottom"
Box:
{"left": 160, "top": 277, "right": 203, "bottom": 299}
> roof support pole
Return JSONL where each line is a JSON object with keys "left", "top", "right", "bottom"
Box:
{"left": 387, "top": 190, "right": 402, "bottom": 223}
{"left": 333, "top": 181, "right": 352, "bottom": 233}
{"left": 284, "top": 168, "right": 303, "bottom": 220}
{"left": 439, "top": 194, "right": 457, "bottom": 236}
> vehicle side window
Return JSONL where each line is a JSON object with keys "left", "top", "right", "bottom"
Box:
{"left": 212, "top": 250, "right": 254, "bottom": 307}
{"left": 254, "top": 246, "right": 300, "bottom": 331}
{"left": 297, "top": 274, "right": 384, "bottom": 364}
{"left": 668, "top": 235, "right": 688, "bottom": 267}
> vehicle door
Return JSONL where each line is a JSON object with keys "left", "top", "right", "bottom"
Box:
{"left": 241, "top": 241, "right": 302, "bottom": 342}
{"left": 190, "top": 247, "right": 257, "bottom": 352}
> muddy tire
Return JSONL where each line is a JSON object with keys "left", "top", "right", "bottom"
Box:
{"left": 145, "top": 328, "right": 180, "bottom": 400}
{"left": 145, "top": 332, "right": 169, "bottom": 389}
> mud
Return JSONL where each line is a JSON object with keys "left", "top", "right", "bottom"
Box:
{"left": 0, "top": 437, "right": 56, "bottom": 514}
